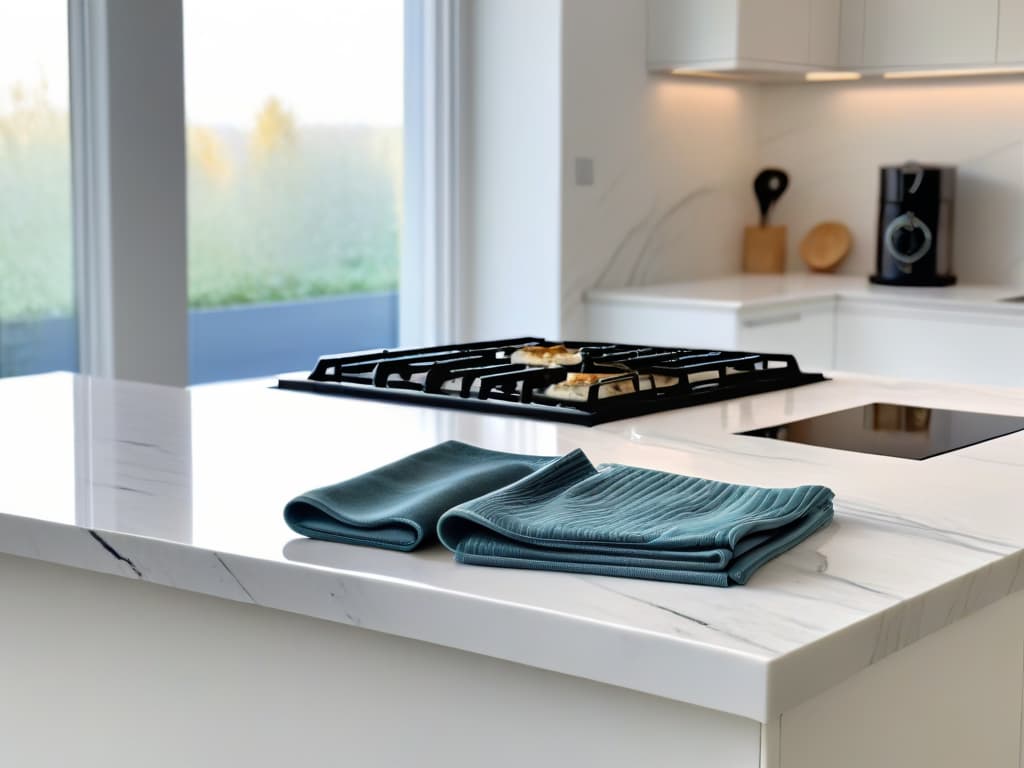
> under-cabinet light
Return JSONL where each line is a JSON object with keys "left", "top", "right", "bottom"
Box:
{"left": 669, "top": 69, "right": 746, "bottom": 80}
{"left": 804, "top": 71, "right": 862, "bottom": 82}
{"left": 882, "top": 67, "right": 1024, "bottom": 79}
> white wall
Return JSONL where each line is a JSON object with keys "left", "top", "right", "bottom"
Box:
{"left": 466, "top": 0, "right": 563, "bottom": 341}
{"left": 756, "top": 78, "right": 1024, "bottom": 286}
{"left": 559, "top": 0, "right": 758, "bottom": 338}
{"left": 470, "top": 4, "right": 1024, "bottom": 344}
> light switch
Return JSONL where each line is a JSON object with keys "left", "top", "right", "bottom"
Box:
{"left": 574, "top": 156, "right": 595, "bottom": 186}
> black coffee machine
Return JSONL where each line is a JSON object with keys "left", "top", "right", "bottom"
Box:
{"left": 871, "top": 163, "right": 956, "bottom": 286}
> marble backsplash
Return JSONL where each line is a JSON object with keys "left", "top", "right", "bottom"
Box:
{"left": 560, "top": 0, "right": 759, "bottom": 338}
{"left": 757, "top": 78, "right": 1024, "bottom": 286}
{"left": 561, "top": 77, "right": 759, "bottom": 340}
{"left": 560, "top": 9, "right": 1024, "bottom": 339}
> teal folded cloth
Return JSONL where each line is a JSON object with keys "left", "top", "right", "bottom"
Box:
{"left": 437, "top": 449, "right": 834, "bottom": 586}
{"left": 284, "top": 441, "right": 557, "bottom": 551}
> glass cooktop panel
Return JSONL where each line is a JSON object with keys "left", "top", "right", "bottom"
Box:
{"left": 741, "top": 403, "right": 1024, "bottom": 460}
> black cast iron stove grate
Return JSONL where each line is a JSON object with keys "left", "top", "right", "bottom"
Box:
{"left": 277, "top": 337, "right": 827, "bottom": 426}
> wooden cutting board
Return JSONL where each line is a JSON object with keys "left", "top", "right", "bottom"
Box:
{"left": 800, "top": 221, "right": 851, "bottom": 272}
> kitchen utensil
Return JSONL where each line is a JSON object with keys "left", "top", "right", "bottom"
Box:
{"left": 742, "top": 226, "right": 786, "bottom": 273}
{"left": 754, "top": 168, "right": 789, "bottom": 226}
{"left": 800, "top": 221, "right": 851, "bottom": 272}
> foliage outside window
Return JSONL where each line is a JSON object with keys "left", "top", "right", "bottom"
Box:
{"left": 0, "top": 68, "right": 72, "bottom": 321}
{"left": 184, "top": 0, "right": 403, "bottom": 310}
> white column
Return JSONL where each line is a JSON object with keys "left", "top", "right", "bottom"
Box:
{"left": 401, "top": 0, "right": 465, "bottom": 347}
{"left": 465, "top": 0, "right": 563, "bottom": 342}
{"left": 70, "top": 0, "right": 188, "bottom": 386}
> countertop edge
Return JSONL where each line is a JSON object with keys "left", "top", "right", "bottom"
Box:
{"left": 7, "top": 371, "right": 1024, "bottom": 724}
{"left": 764, "top": 548, "right": 1024, "bottom": 716}
{"left": 7, "top": 506, "right": 1024, "bottom": 722}
{"left": 583, "top": 277, "right": 1024, "bottom": 317}
{"left": 0, "top": 511, "right": 773, "bottom": 722}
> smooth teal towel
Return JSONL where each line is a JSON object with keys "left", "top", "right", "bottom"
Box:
{"left": 284, "top": 441, "right": 557, "bottom": 551}
{"left": 437, "top": 449, "right": 834, "bottom": 586}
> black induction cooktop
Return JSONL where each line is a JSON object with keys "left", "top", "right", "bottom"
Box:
{"left": 741, "top": 403, "right": 1024, "bottom": 460}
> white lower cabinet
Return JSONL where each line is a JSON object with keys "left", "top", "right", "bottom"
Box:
{"left": 836, "top": 302, "right": 1024, "bottom": 388}
{"left": 585, "top": 300, "right": 739, "bottom": 350}
{"left": 586, "top": 293, "right": 1024, "bottom": 387}
{"left": 585, "top": 297, "right": 836, "bottom": 371}
{"left": 736, "top": 301, "right": 835, "bottom": 372}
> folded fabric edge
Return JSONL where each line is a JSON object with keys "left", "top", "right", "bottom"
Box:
{"left": 451, "top": 531, "right": 733, "bottom": 570}
{"left": 726, "top": 497, "right": 835, "bottom": 585}
{"left": 442, "top": 496, "right": 836, "bottom": 586}
{"left": 439, "top": 482, "right": 835, "bottom": 557}
{"left": 452, "top": 548, "right": 732, "bottom": 587}
{"left": 284, "top": 495, "right": 424, "bottom": 552}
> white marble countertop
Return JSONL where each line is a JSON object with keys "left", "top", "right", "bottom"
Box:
{"left": 585, "top": 273, "right": 1024, "bottom": 315}
{"left": 3, "top": 371, "right": 1024, "bottom": 722}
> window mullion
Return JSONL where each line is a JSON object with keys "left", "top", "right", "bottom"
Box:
{"left": 68, "top": 0, "right": 188, "bottom": 386}
{"left": 68, "top": 0, "right": 113, "bottom": 379}
{"left": 401, "top": 0, "right": 464, "bottom": 347}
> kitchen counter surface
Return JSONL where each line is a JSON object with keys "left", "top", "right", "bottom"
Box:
{"left": 585, "top": 273, "right": 1024, "bottom": 314}
{"left": 3, "top": 371, "right": 1024, "bottom": 722}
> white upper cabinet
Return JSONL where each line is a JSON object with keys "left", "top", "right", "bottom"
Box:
{"left": 736, "top": 0, "right": 814, "bottom": 66}
{"left": 807, "top": 0, "right": 843, "bottom": 67}
{"left": 998, "top": 0, "right": 1024, "bottom": 63}
{"left": 859, "top": 0, "right": 999, "bottom": 69}
{"left": 650, "top": 0, "right": 1023, "bottom": 78}
{"left": 647, "top": 0, "right": 840, "bottom": 74}
{"left": 838, "top": 0, "right": 866, "bottom": 67}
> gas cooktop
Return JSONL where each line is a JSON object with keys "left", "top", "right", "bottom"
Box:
{"left": 278, "top": 337, "right": 826, "bottom": 426}
{"left": 742, "top": 402, "right": 1024, "bottom": 459}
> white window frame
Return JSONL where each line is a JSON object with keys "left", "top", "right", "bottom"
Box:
{"left": 69, "top": 0, "right": 459, "bottom": 386}
{"left": 401, "top": 0, "right": 466, "bottom": 347}
{"left": 69, "top": 0, "right": 188, "bottom": 386}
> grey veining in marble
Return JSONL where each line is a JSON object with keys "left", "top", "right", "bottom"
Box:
{"left": 2, "top": 371, "right": 1024, "bottom": 722}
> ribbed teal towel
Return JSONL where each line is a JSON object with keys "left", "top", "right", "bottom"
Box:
{"left": 437, "top": 449, "right": 834, "bottom": 586}
{"left": 284, "top": 441, "right": 557, "bottom": 551}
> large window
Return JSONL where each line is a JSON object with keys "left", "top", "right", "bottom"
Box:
{"left": 0, "top": 0, "right": 76, "bottom": 377}
{"left": 183, "top": 0, "right": 404, "bottom": 382}
{"left": 1, "top": 1, "right": 448, "bottom": 386}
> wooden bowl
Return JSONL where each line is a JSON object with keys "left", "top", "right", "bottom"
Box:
{"left": 800, "top": 221, "right": 851, "bottom": 272}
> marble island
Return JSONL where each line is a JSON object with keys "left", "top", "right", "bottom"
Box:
{"left": 4, "top": 371, "right": 1024, "bottom": 767}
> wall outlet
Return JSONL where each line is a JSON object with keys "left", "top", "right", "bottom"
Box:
{"left": 574, "top": 156, "right": 595, "bottom": 186}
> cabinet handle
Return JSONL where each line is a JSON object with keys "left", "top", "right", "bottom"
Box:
{"left": 742, "top": 312, "right": 802, "bottom": 328}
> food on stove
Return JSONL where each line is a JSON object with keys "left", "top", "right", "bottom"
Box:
{"left": 510, "top": 344, "right": 583, "bottom": 367}
{"left": 688, "top": 370, "right": 718, "bottom": 383}
{"left": 543, "top": 372, "right": 679, "bottom": 402}
{"left": 686, "top": 366, "right": 744, "bottom": 384}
